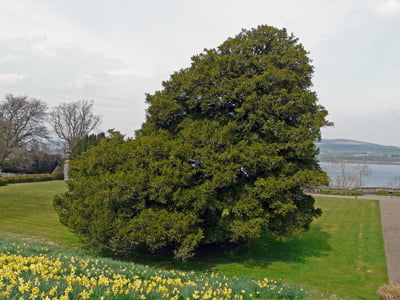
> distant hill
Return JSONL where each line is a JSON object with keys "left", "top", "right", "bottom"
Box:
{"left": 317, "top": 139, "right": 400, "bottom": 164}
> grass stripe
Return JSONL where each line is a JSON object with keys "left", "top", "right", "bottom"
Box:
{"left": 0, "top": 180, "right": 80, "bottom": 247}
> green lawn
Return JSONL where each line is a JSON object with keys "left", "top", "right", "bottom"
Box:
{"left": 0, "top": 180, "right": 80, "bottom": 247}
{"left": 128, "top": 197, "right": 388, "bottom": 299}
{"left": 0, "top": 181, "right": 388, "bottom": 299}
{"left": 222, "top": 198, "right": 387, "bottom": 299}
{"left": 212, "top": 196, "right": 388, "bottom": 299}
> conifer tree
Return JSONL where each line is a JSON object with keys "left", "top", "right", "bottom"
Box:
{"left": 71, "top": 132, "right": 106, "bottom": 159}
{"left": 54, "top": 25, "right": 330, "bottom": 260}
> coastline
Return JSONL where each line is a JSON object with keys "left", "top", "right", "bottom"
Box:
{"left": 320, "top": 161, "right": 400, "bottom": 187}
{"left": 320, "top": 160, "right": 400, "bottom": 166}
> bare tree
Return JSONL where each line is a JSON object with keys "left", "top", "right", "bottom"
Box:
{"left": 388, "top": 176, "right": 400, "bottom": 188}
{"left": 322, "top": 161, "right": 372, "bottom": 189}
{"left": 49, "top": 100, "right": 101, "bottom": 155}
{"left": 0, "top": 94, "right": 49, "bottom": 167}
{"left": 354, "top": 163, "right": 372, "bottom": 189}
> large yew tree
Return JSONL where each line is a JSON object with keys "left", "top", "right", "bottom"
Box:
{"left": 54, "top": 25, "right": 330, "bottom": 260}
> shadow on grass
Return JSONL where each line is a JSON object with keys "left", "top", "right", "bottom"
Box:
{"left": 122, "top": 224, "right": 331, "bottom": 272}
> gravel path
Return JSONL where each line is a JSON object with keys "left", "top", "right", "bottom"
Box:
{"left": 311, "top": 194, "right": 400, "bottom": 283}
{"left": 375, "top": 195, "right": 400, "bottom": 283}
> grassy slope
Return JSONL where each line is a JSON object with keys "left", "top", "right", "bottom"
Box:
{"left": 0, "top": 180, "right": 80, "bottom": 247}
{"left": 214, "top": 197, "right": 388, "bottom": 299}
{"left": 131, "top": 197, "right": 387, "bottom": 299}
{"left": 0, "top": 182, "right": 388, "bottom": 299}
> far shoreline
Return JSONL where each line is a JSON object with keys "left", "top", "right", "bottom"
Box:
{"left": 320, "top": 160, "right": 400, "bottom": 166}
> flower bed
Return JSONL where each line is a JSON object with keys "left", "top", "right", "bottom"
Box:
{"left": 0, "top": 239, "right": 306, "bottom": 299}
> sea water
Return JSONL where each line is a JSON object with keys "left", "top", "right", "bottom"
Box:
{"left": 320, "top": 162, "right": 400, "bottom": 187}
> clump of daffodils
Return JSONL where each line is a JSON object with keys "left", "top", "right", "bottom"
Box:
{"left": 0, "top": 240, "right": 306, "bottom": 299}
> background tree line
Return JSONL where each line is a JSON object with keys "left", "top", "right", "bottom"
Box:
{"left": 0, "top": 95, "right": 101, "bottom": 174}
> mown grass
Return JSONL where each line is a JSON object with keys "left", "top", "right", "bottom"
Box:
{"left": 129, "top": 197, "right": 387, "bottom": 299}
{"left": 0, "top": 181, "right": 389, "bottom": 299}
{"left": 0, "top": 180, "right": 79, "bottom": 247}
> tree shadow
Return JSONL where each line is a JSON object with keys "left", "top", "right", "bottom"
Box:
{"left": 123, "top": 224, "right": 331, "bottom": 272}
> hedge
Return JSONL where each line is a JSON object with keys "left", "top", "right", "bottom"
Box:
{"left": 0, "top": 166, "right": 64, "bottom": 186}
{"left": 321, "top": 189, "right": 364, "bottom": 196}
{"left": 376, "top": 190, "right": 400, "bottom": 196}
{"left": 376, "top": 190, "right": 389, "bottom": 196}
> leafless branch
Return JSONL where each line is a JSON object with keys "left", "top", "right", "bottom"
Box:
{"left": 49, "top": 99, "right": 101, "bottom": 152}
{"left": 0, "top": 94, "right": 49, "bottom": 165}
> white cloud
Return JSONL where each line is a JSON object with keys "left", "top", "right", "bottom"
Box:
{"left": 0, "top": 0, "right": 398, "bottom": 144}
{"left": 0, "top": 54, "right": 24, "bottom": 63}
{"left": 0, "top": 73, "right": 28, "bottom": 84}
{"left": 67, "top": 73, "right": 112, "bottom": 89}
{"left": 11, "top": 34, "right": 57, "bottom": 58}
{"left": 375, "top": 0, "right": 400, "bottom": 17}
{"left": 105, "top": 69, "right": 138, "bottom": 77}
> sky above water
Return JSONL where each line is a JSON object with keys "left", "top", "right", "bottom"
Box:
{"left": 1, "top": 0, "right": 399, "bottom": 145}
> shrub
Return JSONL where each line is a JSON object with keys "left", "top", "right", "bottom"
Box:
{"left": 321, "top": 190, "right": 364, "bottom": 196}
{"left": 376, "top": 190, "right": 400, "bottom": 196}
{"left": 54, "top": 25, "right": 329, "bottom": 260}
{"left": 51, "top": 165, "right": 64, "bottom": 180}
{"left": 377, "top": 190, "right": 389, "bottom": 196}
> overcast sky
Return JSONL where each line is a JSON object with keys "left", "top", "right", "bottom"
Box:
{"left": 1, "top": 0, "right": 399, "bottom": 145}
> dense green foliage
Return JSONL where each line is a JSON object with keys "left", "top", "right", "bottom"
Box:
{"left": 54, "top": 25, "right": 330, "bottom": 260}
{"left": 71, "top": 132, "right": 106, "bottom": 159}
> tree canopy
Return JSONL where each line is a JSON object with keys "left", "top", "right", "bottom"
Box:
{"left": 71, "top": 132, "right": 106, "bottom": 159}
{"left": 54, "top": 25, "right": 330, "bottom": 260}
{"left": 0, "top": 94, "right": 49, "bottom": 168}
{"left": 49, "top": 99, "right": 101, "bottom": 155}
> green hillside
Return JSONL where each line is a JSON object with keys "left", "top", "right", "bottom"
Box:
{"left": 317, "top": 139, "right": 400, "bottom": 163}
